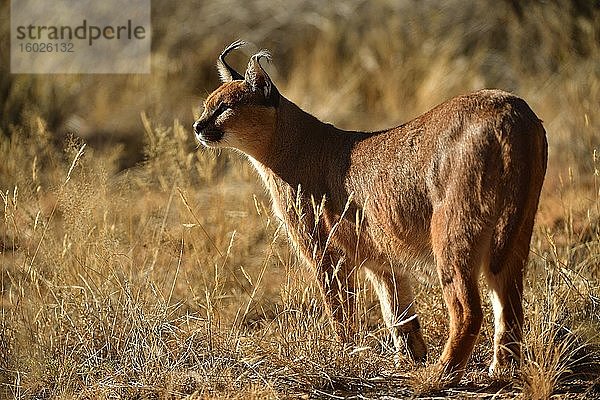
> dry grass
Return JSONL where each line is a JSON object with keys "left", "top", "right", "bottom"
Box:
{"left": 2, "top": 0, "right": 600, "bottom": 398}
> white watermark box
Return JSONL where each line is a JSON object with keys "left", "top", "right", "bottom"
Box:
{"left": 11, "top": 0, "right": 151, "bottom": 73}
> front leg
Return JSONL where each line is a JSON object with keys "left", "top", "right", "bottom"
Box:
{"left": 277, "top": 188, "right": 357, "bottom": 343}
{"left": 365, "top": 264, "right": 427, "bottom": 362}
{"left": 313, "top": 249, "right": 357, "bottom": 343}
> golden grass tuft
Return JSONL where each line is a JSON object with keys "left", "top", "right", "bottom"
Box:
{"left": 519, "top": 249, "right": 600, "bottom": 400}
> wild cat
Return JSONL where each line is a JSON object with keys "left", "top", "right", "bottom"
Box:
{"left": 193, "top": 41, "right": 547, "bottom": 382}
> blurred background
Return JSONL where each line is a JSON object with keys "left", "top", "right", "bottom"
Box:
{"left": 1, "top": 1, "right": 600, "bottom": 397}
{"left": 2, "top": 0, "right": 598, "bottom": 174}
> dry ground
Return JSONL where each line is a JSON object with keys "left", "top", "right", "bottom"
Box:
{"left": 1, "top": 0, "right": 600, "bottom": 398}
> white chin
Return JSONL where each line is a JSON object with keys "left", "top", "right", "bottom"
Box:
{"left": 195, "top": 134, "right": 215, "bottom": 148}
{"left": 197, "top": 138, "right": 224, "bottom": 149}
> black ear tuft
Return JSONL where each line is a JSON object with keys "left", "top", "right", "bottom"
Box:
{"left": 245, "top": 50, "right": 279, "bottom": 106}
{"left": 217, "top": 40, "right": 246, "bottom": 82}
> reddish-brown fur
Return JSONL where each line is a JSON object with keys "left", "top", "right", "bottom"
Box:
{"left": 193, "top": 42, "right": 548, "bottom": 382}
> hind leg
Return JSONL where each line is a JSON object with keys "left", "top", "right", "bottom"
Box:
{"left": 486, "top": 225, "right": 533, "bottom": 375}
{"left": 431, "top": 205, "right": 491, "bottom": 382}
{"left": 365, "top": 263, "right": 427, "bottom": 362}
{"left": 487, "top": 267, "right": 524, "bottom": 375}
